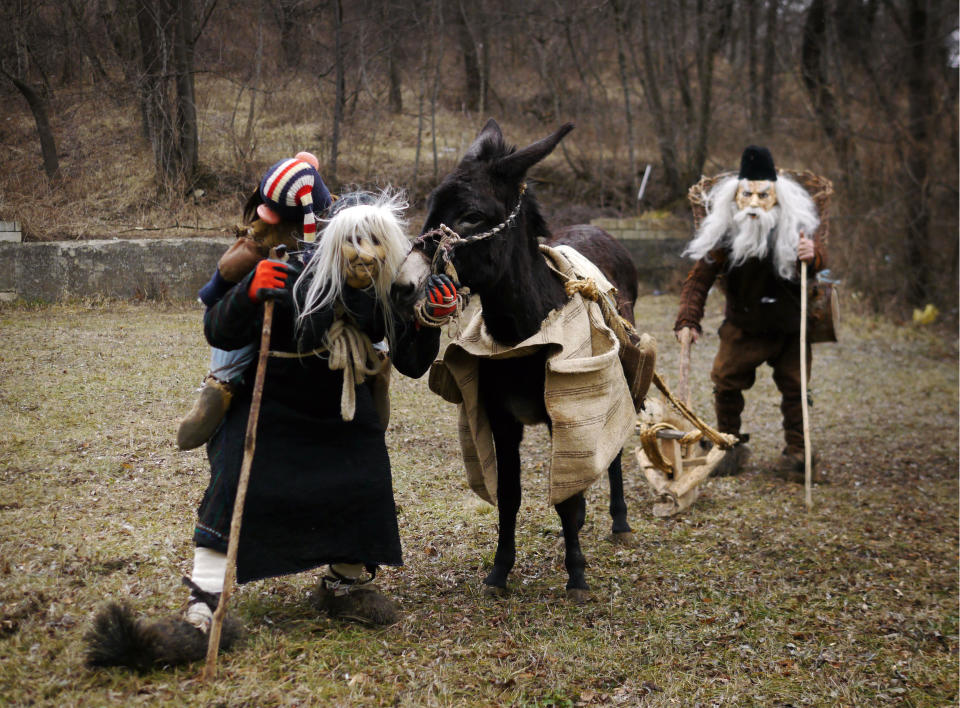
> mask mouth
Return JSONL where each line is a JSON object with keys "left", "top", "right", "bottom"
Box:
{"left": 344, "top": 257, "right": 379, "bottom": 288}
{"left": 737, "top": 207, "right": 765, "bottom": 221}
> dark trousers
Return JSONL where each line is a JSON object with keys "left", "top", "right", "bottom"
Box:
{"left": 710, "top": 320, "right": 811, "bottom": 452}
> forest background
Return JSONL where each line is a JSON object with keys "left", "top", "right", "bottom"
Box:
{"left": 1, "top": 0, "right": 957, "bottom": 320}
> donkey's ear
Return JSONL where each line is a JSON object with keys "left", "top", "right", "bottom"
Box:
{"left": 463, "top": 118, "right": 504, "bottom": 161}
{"left": 497, "top": 123, "right": 574, "bottom": 179}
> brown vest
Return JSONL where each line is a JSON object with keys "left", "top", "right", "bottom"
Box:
{"left": 721, "top": 249, "right": 801, "bottom": 334}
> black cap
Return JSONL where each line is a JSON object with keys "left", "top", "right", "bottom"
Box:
{"left": 738, "top": 146, "right": 777, "bottom": 181}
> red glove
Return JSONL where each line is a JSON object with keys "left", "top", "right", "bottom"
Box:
{"left": 425, "top": 274, "right": 459, "bottom": 317}
{"left": 248, "top": 259, "right": 294, "bottom": 303}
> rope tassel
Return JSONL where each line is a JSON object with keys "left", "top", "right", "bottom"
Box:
{"left": 323, "top": 318, "right": 386, "bottom": 421}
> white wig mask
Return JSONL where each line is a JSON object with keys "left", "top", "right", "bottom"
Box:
{"left": 684, "top": 174, "right": 820, "bottom": 280}
{"left": 295, "top": 189, "right": 411, "bottom": 338}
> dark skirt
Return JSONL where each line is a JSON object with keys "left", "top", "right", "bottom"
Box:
{"left": 193, "top": 356, "right": 402, "bottom": 584}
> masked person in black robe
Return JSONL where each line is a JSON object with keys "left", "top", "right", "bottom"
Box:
{"left": 85, "top": 190, "right": 460, "bottom": 670}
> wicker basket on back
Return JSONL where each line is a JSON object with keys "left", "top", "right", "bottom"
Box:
{"left": 686, "top": 169, "right": 838, "bottom": 342}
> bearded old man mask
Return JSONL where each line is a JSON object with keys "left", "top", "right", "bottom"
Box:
{"left": 735, "top": 180, "right": 777, "bottom": 214}
{"left": 682, "top": 145, "right": 820, "bottom": 281}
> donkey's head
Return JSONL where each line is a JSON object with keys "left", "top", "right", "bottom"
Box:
{"left": 392, "top": 119, "right": 574, "bottom": 309}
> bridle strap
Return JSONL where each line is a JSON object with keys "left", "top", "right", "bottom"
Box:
{"left": 415, "top": 183, "right": 528, "bottom": 278}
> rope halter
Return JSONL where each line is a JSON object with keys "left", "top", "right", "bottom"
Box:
{"left": 411, "top": 183, "right": 527, "bottom": 329}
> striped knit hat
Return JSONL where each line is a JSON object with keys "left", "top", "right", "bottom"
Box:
{"left": 257, "top": 152, "right": 332, "bottom": 242}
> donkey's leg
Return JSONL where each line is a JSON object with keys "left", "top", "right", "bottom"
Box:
{"left": 482, "top": 418, "right": 524, "bottom": 596}
{"left": 607, "top": 449, "right": 635, "bottom": 545}
{"left": 555, "top": 492, "right": 590, "bottom": 603}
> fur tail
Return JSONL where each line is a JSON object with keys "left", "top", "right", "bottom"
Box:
{"left": 84, "top": 602, "right": 243, "bottom": 671}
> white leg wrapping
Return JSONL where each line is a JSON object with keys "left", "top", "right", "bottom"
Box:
{"left": 191, "top": 546, "right": 227, "bottom": 593}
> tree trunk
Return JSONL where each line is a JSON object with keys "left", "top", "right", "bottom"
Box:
{"left": 135, "top": 0, "right": 177, "bottom": 187}
{"left": 747, "top": 0, "right": 759, "bottom": 123}
{"left": 611, "top": 0, "right": 638, "bottom": 200}
{"left": 429, "top": 1, "right": 445, "bottom": 182}
{"left": 760, "top": 0, "right": 778, "bottom": 132}
{"left": 385, "top": 0, "right": 403, "bottom": 115}
{"left": 456, "top": 0, "right": 481, "bottom": 112}
{"left": 903, "top": 0, "right": 933, "bottom": 306}
{"left": 3, "top": 71, "right": 60, "bottom": 180}
{"left": 174, "top": 0, "right": 198, "bottom": 181}
{"left": 329, "top": 0, "right": 345, "bottom": 187}
{"left": 800, "top": 0, "right": 858, "bottom": 183}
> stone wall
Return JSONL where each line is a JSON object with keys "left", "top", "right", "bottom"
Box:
{"left": 590, "top": 215, "right": 691, "bottom": 292}
{"left": 0, "top": 237, "right": 233, "bottom": 303}
{"left": 0, "top": 216, "right": 694, "bottom": 302}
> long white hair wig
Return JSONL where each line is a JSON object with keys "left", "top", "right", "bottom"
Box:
{"left": 684, "top": 173, "right": 820, "bottom": 280}
{"left": 294, "top": 188, "right": 410, "bottom": 336}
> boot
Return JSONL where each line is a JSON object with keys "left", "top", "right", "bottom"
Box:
{"left": 773, "top": 447, "right": 820, "bottom": 484}
{"left": 177, "top": 377, "right": 233, "bottom": 450}
{"left": 310, "top": 572, "right": 399, "bottom": 626}
{"left": 711, "top": 434, "right": 751, "bottom": 477}
{"left": 182, "top": 577, "right": 220, "bottom": 634}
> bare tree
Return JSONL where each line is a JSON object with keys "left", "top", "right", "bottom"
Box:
{"left": 760, "top": 0, "right": 778, "bottom": 132}
{"left": 328, "top": 0, "right": 345, "bottom": 187}
{"left": 1, "top": 3, "right": 61, "bottom": 180}
{"left": 455, "top": 0, "right": 489, "bottom": 114}
{"left": 133, "top": 0, "right": 215, "bottom": 190}
{"left": 628, "top": 0, "right": 735, "bottom": 201}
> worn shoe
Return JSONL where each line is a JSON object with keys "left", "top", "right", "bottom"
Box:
{"left": 176, "top": 378, "right": 233, "bottom": 450}
{"left": 773, "top": 448, "right": 820, "bottom": 484}
{"left": 311, "top": 576, "right": 399, "bottom": 626}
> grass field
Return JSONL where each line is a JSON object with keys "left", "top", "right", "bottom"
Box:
{"left": 0, "top": 296, "right": 956, "bottom": 706}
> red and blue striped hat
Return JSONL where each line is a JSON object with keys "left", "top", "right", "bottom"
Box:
{"left": 257, "top": 152, "right": 332, "bottom": 242}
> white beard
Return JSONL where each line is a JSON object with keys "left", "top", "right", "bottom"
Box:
{"left": 729, "top": 205, "right": 780, "bottom": 266}
{"left": 683, "top": 174, "right": 820, "bottom": 282}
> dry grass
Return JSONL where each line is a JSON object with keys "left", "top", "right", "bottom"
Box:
{"left": 0, "top": 295, "right": 956, "bottom": 706}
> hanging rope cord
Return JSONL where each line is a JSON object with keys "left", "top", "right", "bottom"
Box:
{"left": 270, "top": 313, "right": 385, "bottom": 422}
{"left": 323, "top": 317, "right": 386, "bottom": 422}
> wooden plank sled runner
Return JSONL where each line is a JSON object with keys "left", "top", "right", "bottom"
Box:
{"left": 636, "top": 395, "right": 736, "bottom": 517}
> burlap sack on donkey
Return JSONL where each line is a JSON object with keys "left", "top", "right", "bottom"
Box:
{"left": 428, "top": 247, "right": 635, "bottom": 506}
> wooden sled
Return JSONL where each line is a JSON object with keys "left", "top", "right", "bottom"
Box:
{"left": 635, "top": 331, "right": 736, "bottom": 517}
{"left": 636, "top": 398, "right": 733, "bottom": 517}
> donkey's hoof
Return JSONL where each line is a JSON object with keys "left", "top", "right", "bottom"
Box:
{"left": 607, "top": 530, "right": 637, "bottom": 547}
{"left": 566, "top": 588, "right": 592, "bottom": 605}
{"left": 481, "top": 583, "right": 508, "bottom": 599}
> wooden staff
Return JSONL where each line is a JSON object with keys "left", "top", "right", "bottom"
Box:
{"left": 202, "top": 292, "right": 277, "bottom": 681}
{"left": 674, "top": 327, "right": 694, "bottom": 479}
{"left": 800, "top": 261, "right": 812, "bottom": 510}
{"left": 678, "top": 327, "right": 693, "bottom": 409}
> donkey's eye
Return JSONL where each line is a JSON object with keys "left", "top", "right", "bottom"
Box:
{"left": 456, "top": 212, "right": 485, "bottom": 230}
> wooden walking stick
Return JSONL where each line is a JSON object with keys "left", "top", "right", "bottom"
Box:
{"left": 800, "top": 260, "right": 813, "bottom": 511}
{"left": 678, "top": 327, "right": 693, "bottom": 409}
{"left": 673, "top": 327, "right": 694, "bottom": 477}
{"left": 202, "top": 251, "right": 284, "bottom": 681}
